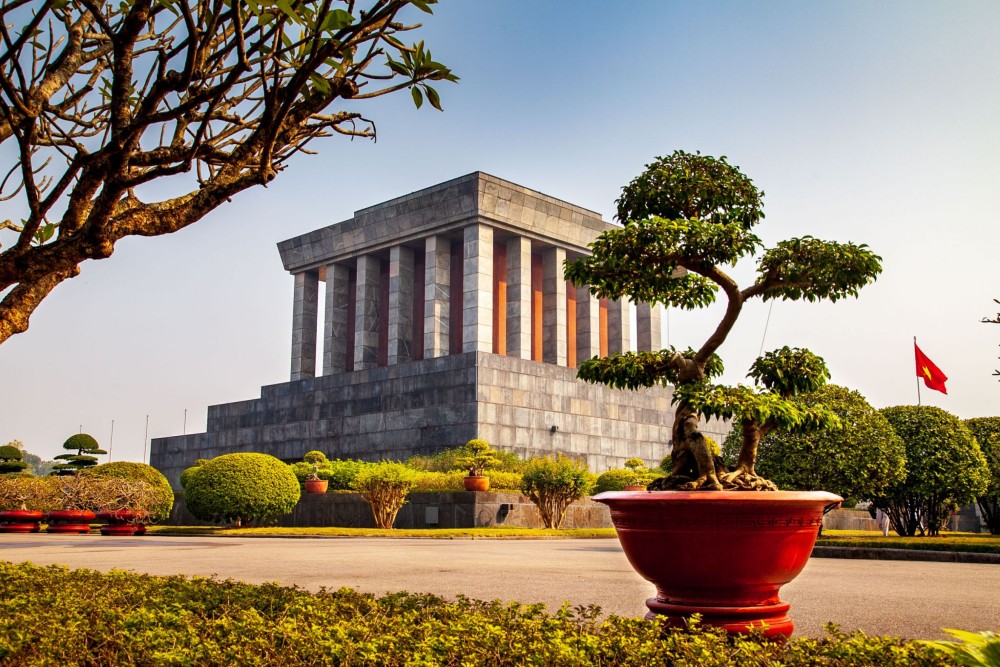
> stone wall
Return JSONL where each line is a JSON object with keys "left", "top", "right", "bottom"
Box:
{"left": 151, "top": 351, "right": 729, "bottom": 490}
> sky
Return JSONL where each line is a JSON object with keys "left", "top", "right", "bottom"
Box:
{"left": 2, "top": 1, "right": 999, "bottom": 463}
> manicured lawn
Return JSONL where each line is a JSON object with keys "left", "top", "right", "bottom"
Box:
{"left": 817, "top": 530, "right": 1000, "bottom": 555}
{"left": 148, "top": 525, "right": 619, "bottom": 539}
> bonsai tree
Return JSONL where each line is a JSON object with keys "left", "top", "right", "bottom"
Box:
{"left": 519, "top": 455, "right": 595, "bottom": 529}
{"left": 983, "top": 299, "right": 1000, "bottom": 380}
{"left": 183, "top": 453, "right": 301, "bottom": 527}
{"left": 85, "top": 462, "right": 175, "bottom": 524}
{"left": 455, "top": 439, "right": 502, "bottom": 477}
{"left": 872, "top": 406, "right": 989, "bottom": 536}
{"left": 965, "top": 417, "right": 1000, "bottom": 534}
{"left": 0, "top": 476, "right": 55, "bottom": 511}
{"left": 351, "top": 462, "right": 418, "bottom": 529}
{"left": 52, "top": 434, "right": 107, "bottom": 476}
{"left": 565, "top": 151, "right": 882, "bottom": 491}
{"left": 0, "top": 444, "right": 27, "bottom": 476}
{"left": 723, "top": 385, "right": 907, "bottom": 503}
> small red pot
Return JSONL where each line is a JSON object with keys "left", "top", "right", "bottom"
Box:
{"left": 463, "top": 475, "right": 490, "bottom": 492}
{"left": 44, "top": 509, "right": 96, "bottom": 534}
{"left": 0, "top": 509, "right": 44, "bottom": 533}
{"left": 593, "top": 490, "right": 841, "bottom": 639}
{"left": 99, "top": 524, "right": 139, "bottom": 536}
{"left": 303, "top": 479, "right": 329, "bottom": 494}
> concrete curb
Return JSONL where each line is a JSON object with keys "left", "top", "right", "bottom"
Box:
{"left": 813, "top": 546, "right": 1000, "bottom": 565}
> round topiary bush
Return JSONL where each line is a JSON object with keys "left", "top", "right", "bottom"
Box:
{"left": 184, "top": 453, "right": 301, "bottom": 527}
{"left": 594, "top": 469, "right": 640, "bottom": 494}
{"left": 85, "top": 462, "right": 175, "bottom": 523}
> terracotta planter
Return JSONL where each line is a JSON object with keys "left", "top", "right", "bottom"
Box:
{"left": 96, "top": 510, "right": 144, "bottom": 536}
{"left": 593, "top": 490, "right": 841, "bottom": 639}
{"left": 0, "top": 509, "right": 44, "bottom": 533}
{"left": 463, "top": 475, "right": 490, "bottom": 492}
{"left": 303, "top": 479, "right": 329, "bottom": 494}
{"left": 44, "top": 509, "right": 96, "bottom": 534}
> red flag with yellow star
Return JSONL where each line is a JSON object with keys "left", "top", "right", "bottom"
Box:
{"left": 915, "top": 343, "right": 948, "bottom": 394}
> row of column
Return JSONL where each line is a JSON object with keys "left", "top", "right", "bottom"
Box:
{"left": 290, "top": 223, "right": 661, "bottom": 381}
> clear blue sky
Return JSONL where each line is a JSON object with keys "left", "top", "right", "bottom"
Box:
{"left": 3, "top": 1, "right": 999, "bottom": 462}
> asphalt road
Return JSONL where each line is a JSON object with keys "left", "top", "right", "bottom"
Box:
{"left": 2, "top": 534, "right": 998, "bottom": 640}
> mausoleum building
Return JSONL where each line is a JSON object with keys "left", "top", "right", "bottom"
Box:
{"left": 150, "top": 173, "right": 727, "bottom": 488}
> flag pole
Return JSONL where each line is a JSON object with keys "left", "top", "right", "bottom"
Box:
{"left": 914, "top": 336, "right": 922, "bottom": 406}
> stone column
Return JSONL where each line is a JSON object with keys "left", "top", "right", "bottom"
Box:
{"left": 607, "top": 298, "right": 630, "bottom": 355}
{"left": 387, "top": 245, "right": 414, "bottom": 365}
{"left": 462, "top": 224, "right": 494, "bottom": 353}
{"left": 576, "top": 286, "right": 600, "bottom": 366}
{"left": 290, "top": 270, "right": 319, "bottom": 381}
{"left": 353, "top": 255, "right": 380, "bottom": 370}
{"left": 542, "top": 247, "right": 567, "bottom": 365}
{"left": 323, "top": 263, "right": 350, "bottom": 375}
{"left": 636, "top": 302, "right": 662, "bottom": 352}
{"left": 506, "top": 236, "right": 532, "bottom": 359}
{"left": 424, "top": 236, "right": 450, "bottom": 358}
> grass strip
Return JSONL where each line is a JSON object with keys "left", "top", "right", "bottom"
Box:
{"left": 147, "top": 525, "right": 619, "bottom": 539}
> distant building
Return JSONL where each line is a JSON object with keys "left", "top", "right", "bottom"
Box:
{"left": 150, "top": 173, "right": 727, "bottom": 488}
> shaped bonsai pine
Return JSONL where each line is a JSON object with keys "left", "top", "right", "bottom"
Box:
{"left": 52, "top": 434, "right": 107, "bottom": 476}
{"left": 566, "top": 151, "right": 882, "bottom": 491}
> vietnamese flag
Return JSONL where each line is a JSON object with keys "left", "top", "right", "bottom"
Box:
{"left": 914, "top": 343, "right": 948, "bottom": 394}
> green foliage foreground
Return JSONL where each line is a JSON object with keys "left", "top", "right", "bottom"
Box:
{"left": 0, "top": 562, "right": 953, "bottom": 666}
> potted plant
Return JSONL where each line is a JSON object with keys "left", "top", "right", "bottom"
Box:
{"left": 566, "top": 150, "right": 881, "bottom": 638}
{"left": 456, "top": 439, "right": 501, "bottom": 492}
{"left": 622, "top": 458, "right": 652, "bottom": 491}
{"left": 45, "top": 475, "right": 101, "bottom": 533}
{"left": 299, "top": 451, "right": 330, "bottom": 494}
{"left": 93, "top": 477, "right": 160, "bottom": 536}
{"left": 0, "top": 476, "right": 53, "bottom": 533}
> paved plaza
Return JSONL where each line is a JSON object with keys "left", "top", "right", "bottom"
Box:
{"left": 2, "top": 534, "right": 997, "bottom": 640}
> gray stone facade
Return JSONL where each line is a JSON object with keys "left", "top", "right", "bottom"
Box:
{"left": 150, "top": 173, "right": 729, "bottom": 489}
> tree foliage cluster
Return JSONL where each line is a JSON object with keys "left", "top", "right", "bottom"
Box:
{"left": 0, "top": 0, "right": 455, "bottom": 343}
{"left": 568, "top": 151, "right": 881, "bottom": 492}
{"left": 51, "top": 433, "right": 106, "bottom": 475}
{"left": 183, "top": 452, "right": 301, "bottom": 526}
{"left": 962, "top": 417, "right": 1000, "bottom": 535}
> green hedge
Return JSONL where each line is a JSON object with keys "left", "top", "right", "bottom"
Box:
{"left": 0, "top": 562, "right": 953, "bottom": 666}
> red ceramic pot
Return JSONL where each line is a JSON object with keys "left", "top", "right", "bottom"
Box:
{"left": 303, "top": 479, "right": 329, "bottom": 494}
{"left": 96, "top": 510, "right": 137, "bottom": 525}
{"left": 463, "top": 475, "right": 490, "bottom": 492}
{"left": 0, "top": 509, "right": 44, "bottom": 533}
{"left": 99, "top": 524, "right": 139, "bottom": 536}
{"left": 593, "top": 490, "right": 841, "bottom": 639}
{"left": 44, "top": 509, "right": 96, "bottom": 534}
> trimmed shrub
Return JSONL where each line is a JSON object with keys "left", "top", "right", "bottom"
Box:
{"left": 487, "top": 470, "right": 523, "bottom": 491}
{"left": 874, "top": 406, "right": 989, "bottom": 536}
{"left": 0, "top": 476, "right": 55, "bottom": 511}
{"left": 595, "top": 469, "right": 642, "bottom": 494}
{"left": 0, "top": 561, "right": 953, "bottom": 666}
{"left": 407, "top": 443, "right": 524, "bottom": 474}
{"left": 965, "top": 417, "right": 1000, "bottom": 534}
{"left": 520, "top": 455, "right": 595, "bottom": 529}
{"left": 178, "top": 459, "right": 207, "bottom": 490}
{"left": 303, "top": 450, "right": 328, "bottom": 465}
{"left": 326, "top": 459, "right": 365, "bottom": 490}
{"left": 184, "top": 453, "right": 301, "bottom": 527}
{"left": 0, "top": 444, "right": 27, "bottom": 476}
{"left": 52, "top": 433, "right": 107, "bottom": 476}
{"left": 352, "top": 462, "right": 417, "bottom": 529}
{"left": 411, "top": 471, "right": 466, "bottom": 492}
{"left": 85, "top": 462, "right": 175, "bottom": 523}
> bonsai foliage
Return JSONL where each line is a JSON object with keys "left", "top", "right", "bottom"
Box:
{"left": 351, "top": 461, "right": 418, "bottom": 529}
{"left": 85, "top": 462, "right": 175, "bottom": 523}
{"left": 723, "top": 385, "right": 907, "bottom": 503}
{"left": 0, "top": 444, "right": 27, "bottom": 475}
{"left": 519, "top": 455, "right": 594, "bottom": 529}
{"left": 872, "top": 406, "right": 989, "bottom": 537}
{"left": 964, "top": 417, "right": 1000, "bottom": 534}
{"left": 455, "top": 439, "right": 502, "bottom": 477}
{"left": 566, "top": 151, "right": 881, "bottom": 491}
{"left": 52, "top": 433, "right": 106, "bottom": 475}
{"left": 184, "top": 453, "right": 301, "bottom": 527}
{"left": 0, "top": 0, "right": 457, "bottom": 344}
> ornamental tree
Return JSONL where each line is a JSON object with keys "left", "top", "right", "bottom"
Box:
{"left": 52, "top": 433, "right": 106, "bottom": 475}
{"left": 0, "top": 0, "right": 456, "bottom": 344}
{"left": 0, "top": 444, "right": 28, "bottom": 476}
{"left": 964, "top": 417, "right": 1000, "bottom": 534}
{"left": 872, "top": 406, "right": 988, "bottom": 537}
{"left": 984, "top": 300, "right": 1000, "bottom": 380}
{"left": 566, "top": 151, "right": 882, "bottom": 491}
{"left": 723, "top": 385, "right": 907, "bottom": 502}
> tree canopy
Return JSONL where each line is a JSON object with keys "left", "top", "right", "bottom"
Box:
{"left": 568, "top": 151, "right": 881, "bottom": 491}
{"left": 964, "top": 417, "right": 1000, "bottom": 534}
{"left": 872, "top": 406, "right": 988, "bottom": 536}
{"left": 0, "top": 0, "right": 455, "bottom": 344}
